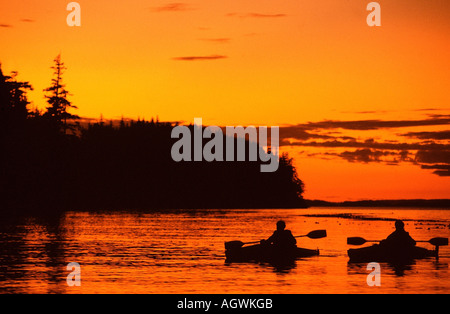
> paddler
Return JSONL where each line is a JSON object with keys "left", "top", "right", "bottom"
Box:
{"left": 262, "top": 220, "right": 297, "bottom": 249}
{"left": 380, "top": 220, "right": 416, "bottom": 249}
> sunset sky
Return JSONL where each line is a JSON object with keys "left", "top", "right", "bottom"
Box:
{"left": 1, "top": 0, "right": 449, "bottom": 201}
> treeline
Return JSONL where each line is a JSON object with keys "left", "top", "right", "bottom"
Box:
{"left": 0, "top": 57, "right": 306, "bottom": 213}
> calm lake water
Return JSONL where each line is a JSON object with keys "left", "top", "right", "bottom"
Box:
{"left": 0, "top": 208, "right": 449, "bottom": 294}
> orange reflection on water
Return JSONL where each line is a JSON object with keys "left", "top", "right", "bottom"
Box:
{"left": 0, "top": 208, "right": 449, "bottom": 294}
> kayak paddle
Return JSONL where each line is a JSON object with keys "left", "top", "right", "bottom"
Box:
{"left": 225, "top": 229, "right": 327, "bottom": 250}
{"left": 300, "top": 229, "right": 327, "bottom": 239}
{"left": 347, "top": 236, "right": 449, "bottom": 246}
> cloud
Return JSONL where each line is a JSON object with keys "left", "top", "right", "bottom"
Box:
{"left": 286, "top": 139, "right": 450, "bottom": 176}
{"left": 314, "top": 149, "right": 414, "bottom": 165}
{"left": 281, "top": 138, "right": 448, "bottom": 152}
{"left": 20, "top": 19, "right": 35, "bottom": 23}
{"left": 279, "top": 125, "right": 360, "bottom": 144}
{"left": 402, "top": 130, "right": 450, "bottom": 140}
{"left": 339, "top": 149, "right": 396, "bottom": 163}
{"left": 428, "top": 114, "right": 450, "bottom": 119}
{"left": 414, "top": 108, "right": 442, "bottom": 112}
{"left": 172, "top": 55, "right": 227, "bottom": 61}
{"left": 342, "top": 110, "right": 391, "bottom": 114}
{"left": 279, "top": 126, "right": 335, "bottom": 142}
{"left": 431, "top": 170, "right": 450, "bottom": 177}
{"left": 268, "top": 117, "right": 450, "bottom": 177}
{"left": 415, "top": 150, "right": 450, "bottom": 164}
{"left": 227, "top": 12, "right": 287, "bottom": 18}
{"left": 0, "top": 24, "right": 13, "bottom": 28}
{"left": 151, "top": 3, "right": 192, "bottom": 12}
{"left": 198, "top": 38, "right": 231, "bottom": 44}
{"left": 246, "top": 13, "right": 287, "bottom": 18}
{"left": 300, "top": 117, "right": 450, "bottom": 131}
{"left": 420, "top": 164, "right": 450, "bottom": 177}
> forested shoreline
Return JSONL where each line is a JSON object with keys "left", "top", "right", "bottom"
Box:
{"left": 0, "top": 57, "right": 306, "bottom": 213}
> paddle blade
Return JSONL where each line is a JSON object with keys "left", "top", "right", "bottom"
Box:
{"left": 306, "top": 229, "right": 327, "bottom": 239}
{"left": 429, "top": 237, "right": 448, "bottom": 247}
{"left": 225, "top": 240, "right": 244, "bottom": 250}
{"left": 347, "top": 237, "right": 367, "bottom": 246}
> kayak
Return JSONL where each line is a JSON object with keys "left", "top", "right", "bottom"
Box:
{"left": 225, "top": 243, "right": 319, "bottom": 263}
{"left": 347, "top": 244, "right": 437, "bottom": 263}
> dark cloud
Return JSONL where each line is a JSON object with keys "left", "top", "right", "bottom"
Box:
{"left": 198, "top": 38, "right": 231, "bottom": 43}
{"left": 279, "top": 126, "right": 335, "bottom": 142}
{"left": 421, "top": 164, "right": 450, "bottom": 170}
{"left": 21, "top": 19, "right": 35, "bottom": 23}
{"left": 286, "top": 138, "right": 450, "bottom": 176}
{"left": 420, "top": 164, "right": 450, "bottom": 177}
{"left": 246, "top": 13, "right": 287, "bottom": 18}
{"left": 415, "top": 150, "right": 450, "bottom": 164}
{"left": 0, "top": 24, "right": 13, "bottom": 28}
{"left": 324, "top": 149, "right": 413, "bottom": 164}
{"left": 273, "top": 117, "right": 450, "bottom": 177}
{"left": 227, "top": 13, "right": 287, "bottom": 18}
{"left": 151, "top": 3, "right": 192, "bottom": 12}
{"left": 281, "top": 138, "right": 448, "bottom": 152}
{"left": 340, "top": 110, "right": 392, "bottom": 114}
{"left": 402, "top": 130, "right": 450, "bottom": 140}
{"left": 172, "top": 55, "right": 227, "bottom": 61}
{"left": 398, "top": 150, "right": 413, "bottom": 162}
{"left": 279, "top": 125, "right": 359, "bottom": 144}
{"left": 339, "top": 149, "right": 395, "bottom": 163}
{"left": 427, "top": 114, "right": 450, "bottom": 119}
{"left": 301, "top": 117, "right": 450, "bottom": 131}
{"left": 432, "top": 170, "right": 450, "bottom": 177}
{"left": 414, "top": 108, "right": 442, "bottom": 112}
{"left": 287, "top": 140, "right": 450, "bottom": 177}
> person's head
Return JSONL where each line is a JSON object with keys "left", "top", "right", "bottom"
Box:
{"left": 276, "top": 220, "right": 286, "bottom": 231}
{"left": 395, "top": 220, "right": 405, "bottom": 231}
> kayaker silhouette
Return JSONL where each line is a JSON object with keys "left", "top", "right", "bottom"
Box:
{"left": 380, "top": 220, "right": 416, "bottom": 249}
{"left": 262, "top": 220, "right": 297, "bottom": 249}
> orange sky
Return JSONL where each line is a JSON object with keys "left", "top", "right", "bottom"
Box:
{"left": 1, "top": 0, "right": 449, "bottom": 201}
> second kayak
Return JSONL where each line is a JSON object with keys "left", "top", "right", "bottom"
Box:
{"left": 348, "top": 244, "right": 437, "bottom": 263}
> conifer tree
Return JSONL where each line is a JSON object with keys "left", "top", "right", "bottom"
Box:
{"left": 43, "top": 55, "right": 79, "bottom": 133}
{"left": 0, "top": 63, "right": 33, "bottom": 125}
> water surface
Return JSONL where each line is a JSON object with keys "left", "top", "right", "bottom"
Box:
{"left": 0, "top": 208, "right": 449, "bottom": 293}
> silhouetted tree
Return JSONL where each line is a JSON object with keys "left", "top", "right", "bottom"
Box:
{"left": 43, "top": 55, "right": 79, "bottom": 134}
{"left": 1, "top": 60, "right": 307, "bottom": 213}
{"left": 0, "top": 63, "right": 33, "bottom": 127}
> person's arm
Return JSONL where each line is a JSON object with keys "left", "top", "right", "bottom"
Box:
{"left": 267, "top": 231, "right": 277, "bottom": 244}
{"left": 288, "top": 230, "right": 297, "bottom": 245}
{"left": 405, "top": 232, "right": 416, "bottom": 246}
{"left": 380, "top": 231, "right": 396, "bottom": 246}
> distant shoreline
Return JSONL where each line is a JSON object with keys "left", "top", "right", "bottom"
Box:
{"left": 305, "top": 199, "right": 450, "bottom": 208}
